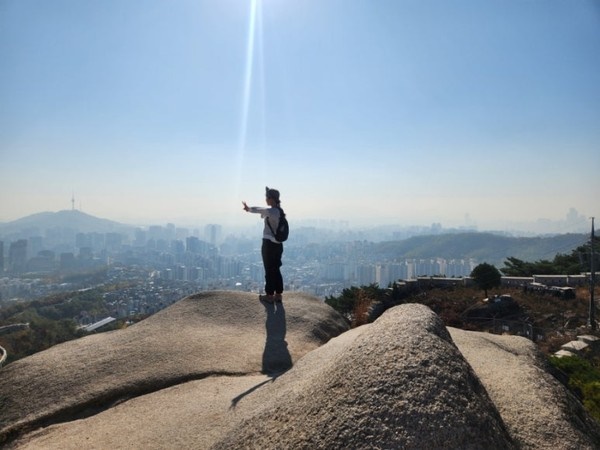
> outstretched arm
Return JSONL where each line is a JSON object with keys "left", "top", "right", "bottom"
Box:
{"left": 243, "top": 202, "right": 271, "bottom": 216}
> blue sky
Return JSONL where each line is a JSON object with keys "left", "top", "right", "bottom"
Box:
{"left": 1, "top": 0, "right": 599, "bottom": 232}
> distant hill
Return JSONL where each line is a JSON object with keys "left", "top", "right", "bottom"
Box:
{"left": 375, "top": 232, "right": 588, "bottom": 266}
{"left": 0, "top": 210, "right": 134, "bottom": 237}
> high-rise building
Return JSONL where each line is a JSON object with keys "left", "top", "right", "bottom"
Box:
{"left": 105, "top": 233, "right": 123, "bottom": 251}
{"left": 8, "top": 240, "right": 27, "bottom": 274}
{"left": 0, "top": 241, "right": 4, "bottom": 273}
{"left": 186, "top": 236, "right": 202, "bottom": 253}
{"left": 375, "top": 264, "right": 390, "bottom": 287}
{"left": 356, "top": 264, "right": 376, "bottom": 285}
{"left": 171, "top": 240, "right": 185, "bottom": 255}
{"left": 76, "top": 233, "right": 92, "bottom": 248}
{"left": 60, "top": 252, "right": 76, "bottom": 270}
{"left": 188, "top": 266, "right": 204, "bottom": 281}
{"left": 324, "top": 262, "right": 345, "bottom": 281}
{"left": 388, "top": 263, "right": 408, "bottom": 283}
{"left": 29, "top": 236, "right": 43, "bottom": 256}
{"left": 205, "top": 224, "right": 222, "bottom": 246}
{"left": 134, "top": 228, "right": 147, "bottom": 247}
{"left": 405, "top": 260, "right": 416, "bottom": 280}
{"left": 176, "top": 227, "right": 189, "bottom": 240}
{"left": 148, "top": 225, "right": 164, "bottom": 240}
{"left": 26, "top": 250, "right": 56, "bottom": 273}
{"left": 165, "top": 223, "right": 176, "bottom": 240}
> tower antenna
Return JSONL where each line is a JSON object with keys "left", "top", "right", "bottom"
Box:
{"left": 71, "top": 192, "right": 75, "bottom": 211}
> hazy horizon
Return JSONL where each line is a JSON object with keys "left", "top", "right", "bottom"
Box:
{"left": 0, "top": 206, "right": 593, "bottom": 237}
{"left": 1, "top": 1, "right": 599, "bottom": 233}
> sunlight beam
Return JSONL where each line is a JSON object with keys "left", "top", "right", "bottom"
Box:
{"left": 234, "top": 0, "right": 259, "bottom": 202}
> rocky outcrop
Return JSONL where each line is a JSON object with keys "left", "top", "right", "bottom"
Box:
{"left": 214, "top": 303, "right": 515, "bottom": 449}
{"left": 3, "top": 292, "right": 600, "bottom": 449}
{"left": 0, "top": 291, "right": 348, "bottom": 446}
{"left": 450, "top": 328, "right": 600, "bottom": 449}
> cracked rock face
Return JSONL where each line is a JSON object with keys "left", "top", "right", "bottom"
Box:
{"left": 3, "top": 294, "right": 600, "bottom": 450}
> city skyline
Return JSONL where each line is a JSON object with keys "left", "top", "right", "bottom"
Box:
{"left": 1, "top": 1, "right": 599, "bottom": 232}
{"left": 0, "top": 204, "right": 593, "bottom": 236}
{"left": 2, "top": 207, "right": 590, "bottom": 303}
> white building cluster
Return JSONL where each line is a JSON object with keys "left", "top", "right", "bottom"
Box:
{"left": 320, "top": 258, "right": 477, "bottom": 287}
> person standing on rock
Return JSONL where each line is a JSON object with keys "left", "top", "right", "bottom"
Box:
{"left": 242, "top": 186, "right": 284, "bottom": 303}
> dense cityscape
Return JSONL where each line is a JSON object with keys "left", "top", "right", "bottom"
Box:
{"left": 0, "top": 211, "right": 484, "bottom": 325}
{"left": 1, "top": 207, "right": 593, "bottom": 331}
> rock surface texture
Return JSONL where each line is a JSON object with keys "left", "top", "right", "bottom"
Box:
{"left": 2, "top": 292, "right": 599, "bottom": 449}
{"left": 1, "top": 291, "right": 348, "bottom": 447}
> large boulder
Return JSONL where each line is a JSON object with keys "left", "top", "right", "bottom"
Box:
{"left": 4, "top": 296, "right": 600, "bottom": 449}
{"left": 0, "top": 291, "right": 349, "bottom": 446}
{"left": 213, "top": 303, "right": 515, "bottom": 449}
{"left": 450, "top": 328, "right": 600, "bottom": 449}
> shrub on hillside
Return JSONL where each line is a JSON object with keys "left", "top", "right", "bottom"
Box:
{"left": 325, "top": 282, "right": 414, "bottom": 326}
{"left": 550, "top": 355, "right": 600, "bottom": 422}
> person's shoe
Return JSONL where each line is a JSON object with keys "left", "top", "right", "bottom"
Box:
{"left": 259, "top": 294, "right": 275, "bottom": 303}
{"left": 274, "top": 294, "right": 283, "bottom": 303}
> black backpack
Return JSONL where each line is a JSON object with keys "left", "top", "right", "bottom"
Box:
{"left": 267, "top": 207, "right": 289, "bottom": 242}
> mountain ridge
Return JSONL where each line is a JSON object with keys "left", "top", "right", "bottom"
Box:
{"left": 0, "top": 210, "right": 133, "bottom": 236}
{"left": 375, "top": 232, "right": 588, "bottom": 265}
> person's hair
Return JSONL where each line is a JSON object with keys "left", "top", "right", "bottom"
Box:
{"left": 265, "top": 186, "right": 280, "bottom": 204}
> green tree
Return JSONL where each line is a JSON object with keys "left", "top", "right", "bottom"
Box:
{"left": 500, "top": 257, "right": 534, "bottom": 276}
{"left": 501, "top": 236, "right": 600, "bottom": 276}
{"left": 470, "top": 262, "right": 501, "bottom": 298}
{"left": 325, "top": 284, "right": 385, "bottom": 324}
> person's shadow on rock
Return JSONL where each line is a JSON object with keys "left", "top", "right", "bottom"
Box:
{"left": 229, "top": 301, "right": 293, "bottom": 409}
{"left": 261, "top": 302, "right": 292, "bottom": 376}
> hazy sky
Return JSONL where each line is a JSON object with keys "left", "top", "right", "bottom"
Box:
{"left": 1, "top": 0, "right": 599, "bottom": 232}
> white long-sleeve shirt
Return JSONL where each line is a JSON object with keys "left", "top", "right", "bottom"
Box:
{"left": 247, "top": 206, "right": 281, "bottom": 243}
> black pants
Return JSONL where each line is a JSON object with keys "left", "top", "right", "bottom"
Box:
{"left": 261, "top": 239, "right": 283, "bottom": 295}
